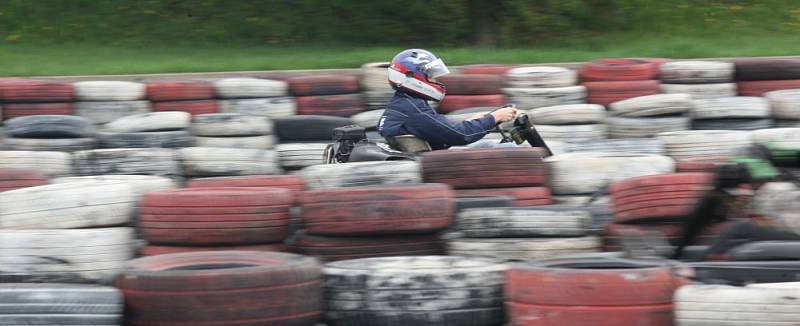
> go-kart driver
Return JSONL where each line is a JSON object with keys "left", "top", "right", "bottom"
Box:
{"left": 377, "top": 49, "right": 517, "bottom": 150}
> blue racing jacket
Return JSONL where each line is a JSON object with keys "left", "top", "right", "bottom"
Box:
{"left": 377, "top": 91, "right": 496, "bottom": 150}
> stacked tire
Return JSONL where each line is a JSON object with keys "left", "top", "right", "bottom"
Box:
{"left": 657, "top": 130, "right": 752, "bottom": 160}
{"left": 0, "top": 284, "right": 123, "bottom": 325}
{"left": 190, "top": 112, "right": 277, "bottom": 149}
{"left": 216, "top": 77, "right": 296, "bottom": 118}
{"left": 527, "top": 104, "right": 607, "bottom": 143}
{"left": 507, "top": 257, "right": 687, "bottom": 326}
{"left": 116, "top": 251, "right": 324, "bottom": 325}
{"left": 288, "top": 74, "right": 365, "bottom": 117}
{"left": 72, "top": 148, "right": 181, "bottom": 177}
{"left": 0, "top": 150, "right": 72, "bottom": 177}
{"left": 675, "top": 282, "right": 800, "bottom": 325}
{"left": 299, "top": 160, "right": 421, "bottom": 189}
{"left": 566, "top": 138, "right": 666, "bottom": 155}
{"left": 289, "top": 184, "right": 451, "bottom": 261}
{"left": 602, "top": 173, "right": 720, "bottom": 251}
{"left": 3, "top": 115, "right": 96, "bottom": 151}
{"left": 98, "top": 111, "right": 194, "bottom": 149}
{"left": 580, "top": 58, "right": 663, "bottom": 106}
{"left": 690, "top": 96, "right": 772, "bottom": 130}
{"left": 422, "top": 148, "right": 551, "bottom": 207}
{"left": 0, "top": 78, "right": 74, "bottom": 120}
{"left": 147, "top": 80, "right": 217, "bottom": 115}
{"left": 765, "top": 89, "right": 800, "bottom": 127}
{"left": 545, "top": 152, "right": 674, "bottom": 196}
{"left": 503, "top": 66, "right": 584, "bottom": 110}
{"left": 659, "top": 60, "right": 737, "bottom": 99}
{"left": 607, "top": 94, "right": 691, "bottom": 138}
{"left": 734, "top": 58, "right": 800, "bottom": 96}
{"left": 438, "top": 73, "right": 506, "bottom": 113}
{"left": 323, "top": 256, "right": 507, "bottom": 326}
{"left": 447, "top": 206, "right": 600, "bottom": 261}
{"left": 360, "top": 62, "right": 394, "bottom": 111}
{"left": 74, "top": 80, "right": 149, "bottom": 127}
{"left": 138, "top": 187, "right": 292, "bottom": 255}
{"left": 0, "top": 180, "right": 137, "bottom": 282}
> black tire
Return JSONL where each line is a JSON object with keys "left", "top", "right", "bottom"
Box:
{"left": 691, "top": 118, "right": 774, "bottom": 131}
{"left": 689, "top": 261, "right": 800, "bottom": 284}
{"left": 273, "top": 115, "right": 352, "bottom": 142}
{"left": 728, "top": 241, "right": 800, "bottom": 261}
{"left": 97, "top": 131, "right": 194, "bottom": 148}
{"left": 4, "top": 115, "right": 94, "bottom": 138}
{"left": 0, "top": 284, "right": 121, "bottom": 325}
{"left": 455, "top": 196, "right": 514, "bottom": 211}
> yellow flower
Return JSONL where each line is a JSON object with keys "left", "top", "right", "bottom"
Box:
{"left": 143, "top": 9, "right": 156, "bottom": 15}
{"left": 5, "top": 34, "right": 19, "bottom": 42}
{"left": 730, "top": 5, "right": 743, "bottom": 11}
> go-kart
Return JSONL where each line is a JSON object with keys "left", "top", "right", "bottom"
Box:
{"left": 323, "top": 107, "right": 552, "bottom": 164}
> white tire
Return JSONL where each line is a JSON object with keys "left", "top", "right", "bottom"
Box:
{"left": 74, "top": 101, "right": 152, "bottom": 124}
{"left": 765, "top": 89, "right": 800, "bottom": 119}
{"left": 691, "top": 96, "right": 770, "bottom": 119}
{"left": 193, "top": 135, "right": 277, "bottom": 149}
{"left": 104, "top": 111, "right": 191, "bottom": 132}
{"left": 661, "top": 83, "right": 737, "bottom": 99}
{"left": 505, "top": 66, "right": 578, "bottom": 88}
{"left": 360, "top": 62, "right": 394, "bottom": 92}
{"left": 658, "top": 130, "right": 753, "bottom": 160}
{"left": 72, "top": 148, "right": 180, "bottom": 177}
{"left": 217, "top": 97, "right": 297, "bottom": 118}
{"left": 675, "top": 283, "right": 800, "bottom": 325}
{"left": 0, "top": 181, "right": 135, "bottom": 229}
{"left": 213, "top": 78, "right": 288, "bottom": 98}
{"left": 546, "top": 152, "right": 674, "bottom": 195}
{"left": 74, "top": 81, "right": 146, "bottom": 101}
{"left": 658, "top": 61, "right": 734, "bottom": 83}
{"left": 566, "top": 138, "right": 665, "bottom": 155}
{"left": 503, "top": 86, "right": 586, "bottom": 109}
{"left": 3, "top": 137, "right": 95, "bottom": 152}
{"left": 276, "top": 143, "right": 329, "bottom": 170}
{"left": 606, "top": 116, "right": 690, "bottom": 138}
{"left": 457, "top": 207, "right": 592, "bottom": 237}
{"left": 177, "top": 147, "right": 282, "bottom": 177}
{"left": 528, "top": 104, "right": 606, "bottom": 124}
{"left": 0, "top": 228, "right": 135, "bottom": 282}
{"left": 351, "top": 109, "right": 385, "bottom": 129}
{"left": 751, "top": 128, "right": 800, "bottom": 147}
{"left": 50, "top": 175, "right": 177, "bottom": 199}
{"left": 447, "top": 235, "right": 600, "bottom": 260}
{"left": 0, "top": 151, "right": 71, "bottom": 177}
{"left": 190, "top": 113, "right": 273, "bottom": 136}
{"left": 609, "top": 93, "right": 692, "bottom": 117}
{"left": 536, "top": 124, "right": 606, "bottom": 143}
{"left": 300, "top": 161, "right": 421, "bottom": 189}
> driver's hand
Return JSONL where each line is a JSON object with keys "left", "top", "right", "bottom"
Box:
{"left": 490, "top": 107, "right": 518, "bottom": 124}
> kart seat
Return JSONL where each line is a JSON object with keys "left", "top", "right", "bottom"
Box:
{"left": 386, "top": 135, "right": 432, "bottom": 153}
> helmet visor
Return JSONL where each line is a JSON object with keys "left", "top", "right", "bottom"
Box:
{"left": 424, "top": 58, "right": 450, "bottom": 79}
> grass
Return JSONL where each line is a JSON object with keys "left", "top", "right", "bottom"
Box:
{"left": 2, "top": 29, "right": 800, "bottom": 76}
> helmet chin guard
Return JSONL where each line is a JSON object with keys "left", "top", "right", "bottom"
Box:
{"left": 387, "top": 49, "right": 449, "bottom": 101}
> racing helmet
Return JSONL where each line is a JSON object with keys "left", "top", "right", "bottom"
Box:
{"left": 387, "top": 49, "right": 450, "bottom": 101}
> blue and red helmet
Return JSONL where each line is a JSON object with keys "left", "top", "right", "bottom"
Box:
{"left": 388, "top": 49, "right": 451, "bottom": 101}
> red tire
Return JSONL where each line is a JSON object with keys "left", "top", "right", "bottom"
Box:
{"left": 675, "top": 156, "right": 729, "bottom": 173}
{"left": 421, "top": 148, "right": 548, "bottom": 189}
{"left": 437, "top": 94, "right": 506, "bottom": 113}
{"left": 580, "top": 58, "right": 660, "bottom": 82}
{"left": 0, "top": 79, "right": 74, "bottom": 102}
{"left": 508, "top": 302, "right": 674, "bottom": 326}
{"left": 737, "top": 80, "right": 800, "bottom": 96}
{"left": 583, "top": 80, "right": 661, "bottom": 106}
{"left": 439, "top": 74, "right": 505, "bottom": 95}
{"left": 610, "top": 173, "right": 711, "bottom": 223}
{"left": 115, "top": 251, "right": 322, "bottom": 326}
{"left": 139, "top": 244, "right": 288, "bottom": 256}
{"left": 152, "top": 100, "right": 219, "bottom": 115}
{"left": 140, "top": 188, "right": 292, "bottom": 245}
{"left": 0, "top": 169, "right": 48, "bottom": 192}
{"left": 2, "top": 102, "right": 73, "bottom": 120}
{"left": 287, "top": 230, "right": 443, "bottom": 262}
{"left": 460, "top": 64, "right": 514, "bottom": 75}
{"left": 299, "top": 184, "right": 454, "bottom": 235}
{"left": 287, "top": 75, "right": 360, "bottom": 96}
{"left": 187, "top": 175, "right": 305, "bottom": 191}
{"left": 506, "top": 257, "right": 685, "bottom": 326}
{"left": 146, "top": 81, "right": 215, "bottom": 101}
{"left": 295, "top": 94, "right": 364, "bottom": 117}
{"left": 455, "top": 187, "right": 552, "bottom": 207}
